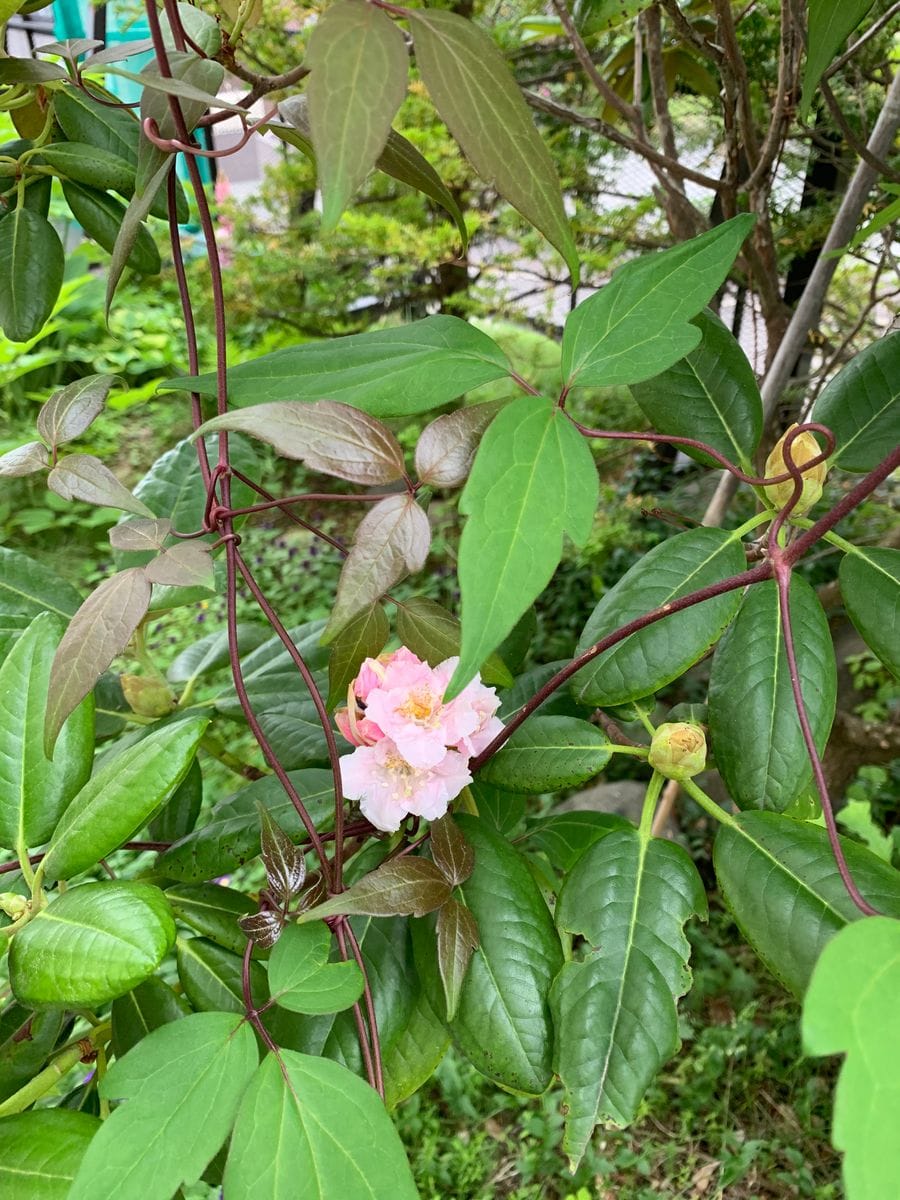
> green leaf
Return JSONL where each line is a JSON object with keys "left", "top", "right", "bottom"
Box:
{"left": 810, "top": 330, "right": 900, "bottom": 473}
{"left": 572, "top": 527, "right": 746, "bottom": 708}
{"left": 0, "top": 547, "right": 81, "bottom": 622}
{"left": 714, "top": 811, "right": 900, "bottom": 997}
{"left": 53, "top": 87, "right": 139, "bottom": 162}
{"left": 47, "top": 453, "right": 156, "bottom": 517}
{"left": 149, "top": 756, "right": 203, "bottom": 842}
{"left": 552, "top": 827, "right": 707, "bottom": 1165}
{"left": 708, "top": 577, "right": 836, "bottom": 812}
{"left": 0, "top": 613, "right": 93, "bottom": 851}
{"left": 477, "top": 714, "right": 611, "bottom": 793}
{"left": 0, "top": 58, "right": 67, "bottom": 83}
{"left": 111, "top": 976, "right": 190, "bottom": 1059}
{"left": 382, "top": 985, "right": 449, "bottom": 1110}
{"left": 61, "top": 181, "right": 160, "bottom": 275}
{"left": 630, "top": 309, "right": 762, "bottom": 470}
{"left": 224, "top": 1051, "right": 419, "bottom": 1199}
{"left": 469, "top": 779, "right": 526, "bottom": 835}
{"left": 68, "top": 1012, "right": 258, "bottom": 1200}
{"left": 561, "top": 215, "right": 754, "bottom": 389}
{"left": 40, "top": 142, "right": 136, "bottom": 193}
{"left": 327, "top": 602, "right": 389, "bottom": 709}
{"left": 840, "top": 547, "right": 899, "bottom": 678}
{"left": 394, "top": 597, "right": 512, "bottom": 687}
{"left": 306, "top": 0, "right": 408, "bottom": 231}
{"left": 37, "top": 374, "right": 120, "bottom": 449}
{"left": 451, "top": 395, "right": 597, "bottom": 696}
{"left": 217, "top": 667, "right": 329, "bottom": 769}
{"left": 801, "top": 0, "right": 875, "bottom": 120}
{"left": 166, "top": 623, "right": 268, "bottom": 684}
{"left": 430, "top": 814, "right": 474, "bottom": 886}
{"left": 408, "top": 7, "right": 577, "bottom": 282}
{"left": 417, "top": 814, "right": 563, "bottom": 1094}
{"left": 519, "top": 810, "right": 630, "bottom": 873}
{"left": 41, "top": 716, "right": 207, "bottom": 881}
{"left": 802, "top": 916, "right": 900, "bottom": 1198}
{"left": 268, "top": 922, "right": 365, "bottom": 1014}
{"left": 164, "top": 315, "right": 512, "bottom": 419}
{"left": 323, "top": 495, "right": 430, "bottom": 643}
{"left": 436, "top": 897, "right": 479, "bottom": 1021}
{"left": 165, "top": 882, "right": 256, "bottom": 954}
{"left": 299, "top": 857, "right": 452, "bottom": 923}
{"left": 0, "top": 1007, "right": 66, "bottom": 1104}
{"left": 44, "top": 567, "right": 151, "bottom": 755}
{"left": 157, "top": 769, "right": 334, "bottom": 882}
{"left": 9, "top": 882, "right": 176, "bottom": 1008}
{"left": 105, "top": 156, "right": 173, "bottom": 311}
{"left": 176, "top": 935, "right": 255, "bottom": 1015}
{"left": 0, "top": 1110, "right": 101, "bottom": 1200}
{"left": 0, "top": 209, "right": 65, "bottom": 343}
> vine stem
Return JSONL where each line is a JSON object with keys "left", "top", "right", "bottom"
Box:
{"left": 241, "top": 940, "right": 281, "bottom": 1057}
{"left": 333, "top": 920, "right": 378, "bottom": 1092}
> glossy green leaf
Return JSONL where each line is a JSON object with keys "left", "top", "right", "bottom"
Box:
{"left": 477, "top": 714, "right": 611, "bottom": 793}
{"left": 61, "top": 181, "right": 160, "bottom": 275}
{"left": 42, "top": 716, "right": 207, "bottom": 881}
{"left": 394, "top": 597, "right": 512, "bottom": 687}
{"left": 327, "top": 602, "right": 389, "bottom": 709}
{"left": 519, "top": 810, "right": 630, "bottom": 873}
{"left": 164, "top": 315, "right": 512, "bottom": 419}
{"left": 451, "top": 395, "right": 597, "bottom": 696}
{"left": 409, "top": 8, "right": 577, "bottom": 282}
{"left": 47, "top": 453, "right": 155, "bottom": 517}
{"left": 268, "top": 922, "right": 365, "bottom": 1014}
{"left": 157, "top": 769, "right": 334, "bottom": 882}
{"left": 561, "top": 215, "right": 754, "bottom": 389}
{"left": 53, "top": 88, "right": 138, "bottom": 162}
{"left": 216, "top": 666, "right": 329, "bottom": 769}
{"left": 9, "top": 882, "right": 175, "bottom": 1008}
{"left": 0, "top": 209, "right": 64, "bottom": 342}
{"left": 44, "top": 567, "right": 152, "bottom": 755}
{"left": 298, "top": 857, "right": 451, "bottom": 923}
{"left": 166, "top": 882, "right": 255, "bottom": 954}
{"left": 0, "top": 547, "right": 82, "bottom": 622}
{"left": 105, "top": 154, "right": 173, "bottom": 310}
{"left": 801, "top": 0, "right": 875, "bottom": 118}
{"left": 166, "top": 622, "right": 268, "bottom": 684}
{"left": 0, "top": 1110, "right": 101, "bottom": 1200}
{"left": 839, "top": 547, "right": 899, "bottom": 677}
{"left": 382, "top": 985, "right": 449, "bottom": 1110}
{"left": 0, "top": 1007, "right": 66, "bottom": 1104}
{"left": 436, "top": 897, "right": 479, "bottom": 1021}
{"left": 572, "top": 527, "right": 746, "bottom": 707}
{"left": 630, "top": 309, "right": 762, "bottom": 470}
{"left": 708, "top": 577, "right": 836, "bottom": 811}
{"left": 810, "top": 330, "right": 900, "bottom": 473}
{"left": 499, "top": 660, "right": 581, "bottom": 720}
{"left": 37, "top": 374, "right": 119, "bottom": 449}
{"left": 176, "top": 936, "right": 254, "bottom": 1015}
{"left": 224, "top": 1051, "right": 419, "bottom": 1200}
{"left": 0, "top": 57, "right": 68, "bottom": 83}
{"left": 0, "top": 613, "right": 93, "bottom": 851}
{"left": 803, "top": 917, "right": 900, "bottom": 1199}
{"left": 323, "top": 495, "right": 430, "bottom": 642}
{"left": 68, "top": 1012, "right": 258, "bottom": 1200}
{"left": 307, "top": 0, "right": 408, "bottom": 231}
{"left": 469, "top": 779, "right": 526, "bottom": 836}
{"left": 714, "top": 811, "right": 900, "bottom": 997}
{"left": 552, "top": 827, "right": 707, "bottom": 1165}
{"left": 148, "top": 756, "right": 203, "bottom": 842}
{"left": 41, "top": 142, "right": 135, "bottom": 192}
{"left": 110, "top": 976, "right": 190, "bottom": 1059}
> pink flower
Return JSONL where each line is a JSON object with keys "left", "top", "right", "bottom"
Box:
{"left": 354, "top": 646, "right": 422, "bottom": 702}
{"left": 340, "top": 738, "right": 473, "bottom": 832}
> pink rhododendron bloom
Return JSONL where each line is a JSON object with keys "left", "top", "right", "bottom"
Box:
{"left": 340, "top": 738, "right": 473, "bottom": 832}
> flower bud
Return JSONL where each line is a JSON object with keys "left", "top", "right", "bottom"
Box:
{"left": 120, "top": 674, "right": 175, "bottom": 718}
{"left": 648, "top": 722, "right": 707, "bottom": 781}
{"left": 0, "top": 892, "right": 29, "bottom": 921}
{"left": 764, "top": 424, "right": 827, "bottom": 516}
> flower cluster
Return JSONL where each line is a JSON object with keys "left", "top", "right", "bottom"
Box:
{"left": 335, "top": 647, "right": 503, "bottom": 832}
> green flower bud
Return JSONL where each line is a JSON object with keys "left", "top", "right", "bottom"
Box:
{"left": 648, "top": 722, "right": 707, "bottom": 781}
{"left": 120, "top": 674, "right": 176, "bottom": 718}
{"left": 764, "top": 424, "right": 827, "bottom": 516}
{"left": 0, "top": 892, "right": 29, "bottom": 921}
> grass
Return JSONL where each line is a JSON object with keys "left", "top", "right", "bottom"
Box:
{"left": 396, "top": 905, "right": 841, "bottom": 1200}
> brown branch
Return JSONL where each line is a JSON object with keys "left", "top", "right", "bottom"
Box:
{"left": 819, "top": 77, "right": 900, "bottom": 185}
{"left": 741, "top": 0, "right": 801, "bottom": 193}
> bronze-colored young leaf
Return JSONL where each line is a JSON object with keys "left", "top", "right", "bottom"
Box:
{"left": 322, "top": 495, "right": 430, "bottom": 643}
{"left": 297, "top": 858, "right": 452, "bottom": 923}
{"left": 306, "top": 0, "right": 409, "bottom": 232}
{"left": 258, "top": 802, "right": 307, "bottom": 901}
{"left": 109, "top": 518, "right": 173, "bottom": 553}
{"left": 436, "top": 897, "right": 480, "bottom": 1021}
{"left": 414, "top": 400, "right": 505, "bottom": 487}
{"left": 238, "top": 909, "right": 284, "bottom": 949}
{"left": 431, "top": 814, "right": 475, "bottom": 887}
{"left": 326, "top": 601, "right": 390, "bottom": 709}
{"left": 37, "top": 374, "right": 120, "bottom": 449}
{"left": 194, "top": 399, "right": 406, "bottom": 485}
{"left": 48, "top": 454, "right": 156, "bottom": 518}
{"left": 408, "top": 7, "right": 578, "bottom": 282}
{"left": 144, "top": 542, "right": 215, "bottom": 590}
{"left": 45, "top": 568, "right": 151, "bottom": 755}
{"left": 0, "top": 441, "right": 48, "bottom": 477}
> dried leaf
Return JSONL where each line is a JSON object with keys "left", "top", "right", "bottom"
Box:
{"left": 296, "top": 858, "right": 452, "bottom": 922}
{"left": 45, "top": 568, "right": 152, "bottom": 755}
{"left": 144, "top": 543, "right": 215, "bottom": 590}
{"left": 322, "top": 495, "right": 430, "bottom": 643}
{"left": 194, "top": 400, "right": 406, "bottom": 485}
{"left": 37, "top": 375, "right": 120, "bottom": 449}
{"left": 258, "top": 803, "right": 306, "bottom": 901}
{"left": 0, "top": 441, "right": 49, "bottom": 477}
{"left": 431, "top": 815, "right": 475, "bottom": 887}
{"left": 436, "top": 897, "right": 480, "bottom": 1020}
{"left": 415, "top": 400, "right": 505, "bottom": 487}
{"left": 48, "top": 454, "right": 155, "bottom": 518}
{"left": 109, "top": 518, "right": 173, "bottom": 552}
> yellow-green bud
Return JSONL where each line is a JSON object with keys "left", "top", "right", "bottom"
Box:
{"left": 648, "top": 722, "right": 707, "bottom": 781}
{"left": 763, "top": 424, "right": 827, "bottom": 516}
{"left": 120, "top": 674, "right": 176, "bottom": 718}
{"left": 0, "top": 892, "right": 29, "bottom": 921}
